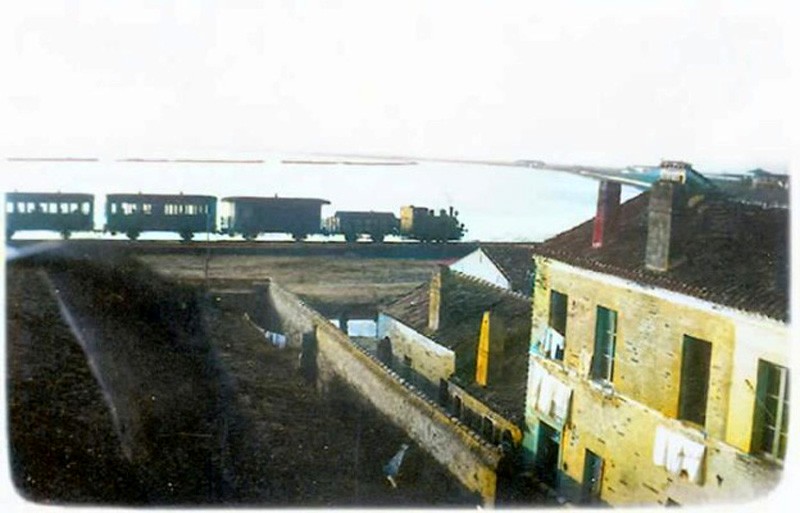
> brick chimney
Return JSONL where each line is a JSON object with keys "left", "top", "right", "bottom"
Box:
{"left": 428, "top": 266, "right": 443, "bottom": 331}
{"left": 592, "top": 180, "right": 622, "bottom": 248}
{"left": 645, "top": 164, "right": 689, "bottom": 272}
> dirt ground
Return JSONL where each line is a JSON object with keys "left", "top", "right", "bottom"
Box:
{"left": 5, "top": 251, "right": 478, "bottom": 507}
{"left": 136, "top": 253, "right": 441, "bottom": 314}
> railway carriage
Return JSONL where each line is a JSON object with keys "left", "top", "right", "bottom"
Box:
{"left": 105, "top": 193, "right": 217, "bottom": 241}
{"left": 5, "top": 192, "right": 95, "bottom": 239}
{"left": 220, "top": 196, "right": 330, "bottom": 241}
{"left": 324, "top": 211, "right": 399, "bottom": 242}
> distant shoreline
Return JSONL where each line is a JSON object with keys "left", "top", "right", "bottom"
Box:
{"left": 282, "top": 159, "right": 417, "bottom": 166}
{"left": 7, "top": 157, "right": 99, "bottom": 162}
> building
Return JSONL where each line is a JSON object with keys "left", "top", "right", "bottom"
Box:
{"left": 524, "top": 169, "right": 790, "bottom": 506}
{"left": 448, "top": 244, "right": 538, "bottom": 296}
{"left": 377, "top": 266, "right": 532, "bottom": 450}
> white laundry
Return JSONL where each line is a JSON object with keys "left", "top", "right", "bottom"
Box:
{"left": 551, "top": 381, "right": 572, "bottom": 423}
{"left": 529, "top": 360, "right": 573, "bottom": 423}
{"left": 652, "top": 425, "right": 670, "bottom": 467}
{"left": 652, "top": 425, "right": 706, "bottom": 484}
{"left": 265, "top": 330, "right": 287, "bottom": 349}
{"left": 528, "top": 360, "right": 545, "bottom": 406}
{"left": 537, "top": 374, "right": 556, "bottom": 415}
{"left": 665, "top": 437, "right": 684, "bottom": 475}
{"left": 681, "top": 437, "right": 706, "bottom": 484}
{"left": 548, "top": 329, "right": 565, "bottom": 360}
{"left": 540, "top": 329, "right": 552, "bottom": 356}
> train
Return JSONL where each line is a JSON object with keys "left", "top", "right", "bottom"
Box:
{"left": 5, "top": 191, "right": 466, "bottom": 243}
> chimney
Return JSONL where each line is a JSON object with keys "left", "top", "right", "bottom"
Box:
{"left": 645, "top": 167, "right": 689, "bottom": 272}
{"left": 428, "top": 266, "right": 443, "bottom": 331}
{"left": 475, "top": 311, "right": 490, "bottom": 386}
{"left": 592, "top": 180, "right": 621, "bottom": 248}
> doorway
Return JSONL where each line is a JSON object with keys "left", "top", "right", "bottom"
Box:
{"left": 536, "top": 422, "right": 561, "bottom": 488}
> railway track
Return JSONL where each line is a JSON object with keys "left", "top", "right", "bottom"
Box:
{"left": 7, "top": 239, "right": 480, "bottom": 259}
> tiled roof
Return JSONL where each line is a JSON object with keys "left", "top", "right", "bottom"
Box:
{"left": 383, "top": 268, "right": 531, "bottom": 422}
{"left": 536, "top": 190, "right": 789, "bottom": 321}
{"left": 479, "top": 243, "right": 538, "bottom": 296}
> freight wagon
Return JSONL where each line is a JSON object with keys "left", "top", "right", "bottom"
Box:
{"left": 324, "top": 211, "right": 399, "bottom": 243}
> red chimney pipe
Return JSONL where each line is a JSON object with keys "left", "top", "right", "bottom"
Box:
{"left": 592, "top": 181, "right": 621, "bottom": 248}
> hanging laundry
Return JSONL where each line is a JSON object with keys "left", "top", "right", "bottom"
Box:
{"left": 551, "top": 381, "right": 572, "bottom": 423}
{"left": 651, "top": 425, "right": 706, "bottom": 484}
{"left": 265, "top": 330, "right": 287, "bottom": 349}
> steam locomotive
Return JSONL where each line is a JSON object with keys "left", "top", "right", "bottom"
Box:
{"left": 5, "top": 191, "right": 465, "bottom": 243}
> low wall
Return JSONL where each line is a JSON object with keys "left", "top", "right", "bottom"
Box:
{"left": 261, "top": 279, "right": 503, "bottom": 505}
{"left": 376, "top": 313, "right": 455, "bottom": 385}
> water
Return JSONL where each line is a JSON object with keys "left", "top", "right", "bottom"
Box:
{"left": 1, "top": 155, "right": 640, "bottom": 241}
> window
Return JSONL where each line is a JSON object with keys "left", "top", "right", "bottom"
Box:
{"left": 122, "top": 202, "right": 138, "bottom": 215}
{"left": 110, "top": 203, "right": 118, "bottom": 215}
{"left": 678, "top": 336, "right": 712, "bottom": 426}
{"left": 547, "top": 290, "right": 568, "bottom": 360}
{"left": 48, "top": 202, "right": 57, "bottom": 213}
{"left": 482, "top": 416, "right": 495, "bottom": 441}
{"left": 581, "top": 449, "right": 604, "bottom": 504}
{"left": 142, "top": 203, "right": 152, "bottom": 215}
{"left": 81, "top": 202, "right": 90, "bottom": 215}
{"left": 453, "top": 395, "right": 463, "bottom": 418}
{"left": 591, "top": 306, "right": 617, "bottom": 383}
{"left": 752, "top": 360, "right": 790, "bottom": 460}
{"left": 6, "top": 202, "right": 14, "bottom": 214}
{"left": 59, "top": 202, "right": 69, "bottom": 214}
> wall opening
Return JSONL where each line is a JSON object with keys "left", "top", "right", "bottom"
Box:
{"left": 591, "top": 306, "right": 617, "bottom": 383}
{"left": 536, "top": 422, "right": 560, "bottom": 488}
{"left": 678, "top": 335, "right": 712, "bottom": 426}
{"left": 581, "top": 449, "right": 603, "bottom": 504}
{"left": 752, "top": 359, "right": 790, "bottom": 460}
{"left": 548, "top": 290, "right": 568, "bottom": 361}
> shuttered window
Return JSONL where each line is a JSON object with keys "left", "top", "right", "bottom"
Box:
{"left": 752, "top": 360, "right": 790, "bottom": 460}
{"left": 591, "top": 306, "right": 617, "bottom": 383}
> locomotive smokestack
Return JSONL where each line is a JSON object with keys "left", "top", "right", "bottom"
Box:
{"left": 449, "top": 206, "right": 454, "bottom": 216}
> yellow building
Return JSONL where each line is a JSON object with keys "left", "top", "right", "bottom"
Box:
{"left": 524, "top": 171, "right": 790, "bottom": 506}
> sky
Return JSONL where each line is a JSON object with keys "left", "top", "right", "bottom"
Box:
{"left": 0, "top": 1, "right": 795, "bottom": 241}
{"left": 0, "top": 0, "right": 794, "bottom": 171}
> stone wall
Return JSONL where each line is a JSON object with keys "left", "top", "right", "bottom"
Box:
{"left": 376, "top": 313, "right": 455, "bottom": 385}
{"left": 260, "top": 279, "right": 503, "bottom": 505}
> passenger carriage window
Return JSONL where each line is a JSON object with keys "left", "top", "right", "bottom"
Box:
{"left": 110, "top": 203, "right": 117, "bottom": 214}
{"left": 17, "top": 202, "right": 25, "bottom": 213}
{"left": 28, "top": 202, "right": 35, "bottom": 213}
{"left": 49, "top": 203, "right": 57, "bottom": 213}
{"left": 38, "top": 203, "right": 47, "bottom": 213}
{"left": 143, "top": 204, "right": 152, "bottom": 215}
{"left": 60, "top": 203, "right": 69, "bottom": 214}
{"left": 6, "top": 202, "right": 13, "bottom": 214}
{"left": 82, "top": 202, "right": 90, "bottom": 215}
